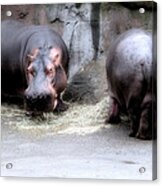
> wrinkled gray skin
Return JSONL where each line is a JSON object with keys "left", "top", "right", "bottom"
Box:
{"left": 1, "top": 20, "right": 69, "bottom": 113}
{"left": 106, "top": 29, "right": 156, "bottom": 140}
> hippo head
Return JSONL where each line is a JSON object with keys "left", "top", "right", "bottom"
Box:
{"left": 24, "top": 47, "right": 62, "bottom": 112}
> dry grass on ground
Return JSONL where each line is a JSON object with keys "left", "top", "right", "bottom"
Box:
{"left": 1, "top": 97, "right": 112, "bottom": 137}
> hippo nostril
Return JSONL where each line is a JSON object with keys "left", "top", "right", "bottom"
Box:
{"left": 38, "top": 94, "right": 43, "bottom": 99}
{"left": 25, "top": 95, "right": 32, "bottom": 101}
{"left": 25, "top": 95, "right": 30, "bottom": 100}
{"left": 25, "top": 95, "right": 37, "bottom": 105}
{"left": 45, "top": 94, "right": 51, "bottom": 99}
{"left": 38, "top": 94, "right": 49, "bottom": 100}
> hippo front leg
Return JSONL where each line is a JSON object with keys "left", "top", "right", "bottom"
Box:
{"left": 105, "top": 97, "right": 121, "bottom": 124}
{"left": 53, "top": 65, "right": 68, "bottom": 113}
{"left": 136, "top": 109, "right": 152, "bottom": 140}
{"left": 136, "top": 94, "right": 154, "bottom": 140}
{"left": 54, "top": 95, "right": 68, "bottom": 113}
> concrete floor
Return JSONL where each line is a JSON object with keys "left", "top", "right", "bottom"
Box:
{"left": 1, "top": 121, "right": 156, "bottom": 180}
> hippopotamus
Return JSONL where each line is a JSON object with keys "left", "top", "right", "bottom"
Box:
{"left": 106, "top": 29, "right": 156, "bottom": 140}
{"left": 1, "top": 20, "right": 69, "bottom": 114}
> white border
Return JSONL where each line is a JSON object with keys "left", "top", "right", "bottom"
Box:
{"left": 0, "top": 0, "right": 161, "bottom": 185}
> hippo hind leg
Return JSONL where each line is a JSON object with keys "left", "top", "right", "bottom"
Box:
{"left": 128, "top": 111, "right": 140, "bottom": 137}
{"left": 127, "top": 98, "right": 141, "bottom": 137}
{"left": 105, "top": 97, "right": 121, "bottom": 124}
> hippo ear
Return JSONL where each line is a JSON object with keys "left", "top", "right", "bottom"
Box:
{"left": 50, "top": 48, "right": 61, "bottom": 67}
{"left": 27, "top": 48, "right": 39, "bottom": 63}
{"left": 27, "top": 54, "right": 35, "bottom": 62}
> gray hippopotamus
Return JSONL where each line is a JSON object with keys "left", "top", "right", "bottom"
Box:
{"left": 1, "top": 20, "right": 69, "bottom": 114}
{"left": 106, "top": 29, "right": 156, "bottom": 140}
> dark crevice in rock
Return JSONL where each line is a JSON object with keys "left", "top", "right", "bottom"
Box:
{"left": 18, "top": 12, "right": 29, "bottom": 19}
{"left": 75, "top": 3, "right": 82, "bottom": 9}
{"left": 120, "top": 2, "right": 153, "bottom": 11}
{"left": 50, "top": 17, "right": 64, "bottom": 24}
{"left": 90, "top": 3, "right": 101, "bottom": 60}
{"left": 68, "top": 21, "right": 78, "bottom": 59}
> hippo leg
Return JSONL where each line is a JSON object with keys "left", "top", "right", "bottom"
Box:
{"left": 105, "top": 97, "right": 121, "bottom": 124}
{"left": 136, "top": 109, "right": 152, "bottom": 140}
{"left": 128, "top": 112, "right": 140, "bottom": 137}
{"left": 136, "top": 94, "right": 153, "bottom": 140}
{"left": 54, "top": 95, "right": 68, "bottom": 113}
{"left": 128, "top": 97, "right": 141, "bottom": 137}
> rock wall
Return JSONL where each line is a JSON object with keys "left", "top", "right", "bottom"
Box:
{"left": 1, "top": 2, "right": 154, "bottom": 103}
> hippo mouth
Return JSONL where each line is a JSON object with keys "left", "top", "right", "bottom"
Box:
{"left": 25, "top": 95, "right": 58, "bottom": 116}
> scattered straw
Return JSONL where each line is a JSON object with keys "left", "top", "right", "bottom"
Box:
{"left": 1, "top": 97, "right": 110, "bottom": 137}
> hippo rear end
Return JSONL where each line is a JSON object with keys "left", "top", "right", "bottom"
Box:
{"left": 106, "top": 29, "right": 156, "bottom": 140}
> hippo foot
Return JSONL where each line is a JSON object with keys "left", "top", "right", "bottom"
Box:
{"left": 54, "top": 100, "right": 68, "bottom": 113}
{"left": 25, "top": 111, "right": 43, "bottom": 117}
{"left": 105, "top": 115, "right": 121, "bottom": 125}
{"left": 136, "top": 132, "right": 152, "bottom": 140}
{"left": 129, "top": 130, "right": 136, "bottom": 137}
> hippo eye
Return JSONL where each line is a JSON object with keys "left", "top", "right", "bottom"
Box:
{"left": 53, "top": 54, "right": 59, "bottom": 64}
{"left": 49, "top": 68, "right": 53, "bottom": 73}
{"left": 46, "top": 68, "right": 54, "bottom": 76}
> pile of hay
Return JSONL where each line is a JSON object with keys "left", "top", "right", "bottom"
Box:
{"left": 1, "top": 97, "right": 111, "bottom": 137}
